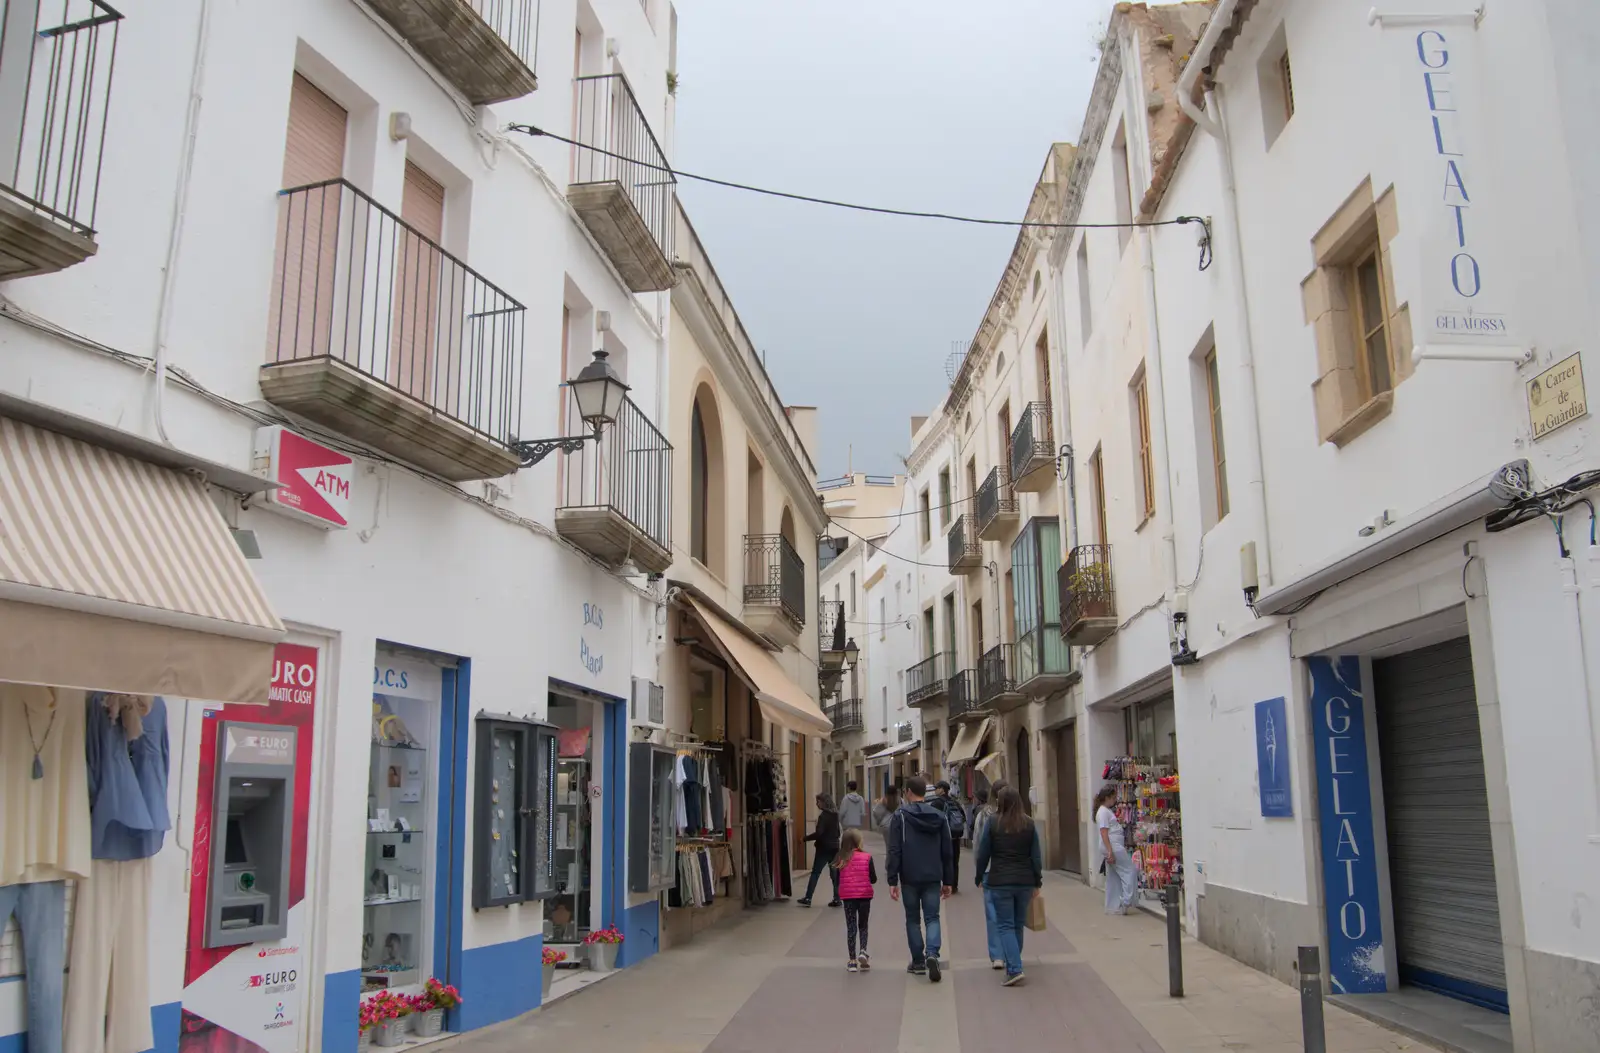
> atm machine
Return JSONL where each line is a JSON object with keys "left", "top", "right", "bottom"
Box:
{"left": 205, "top": 721, "right": 298, "bottom": 947}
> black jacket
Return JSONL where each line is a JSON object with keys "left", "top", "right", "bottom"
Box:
{"left": 975, "top": 819, "right": 1044, "bottom": 889}
{"left": 804, "top": 809, "right": 841, "bottom": 852}
{"left": 886, "top": 801, "right": 955, "bottom": 887}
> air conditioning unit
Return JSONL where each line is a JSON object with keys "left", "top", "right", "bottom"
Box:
{"left": 631, "top": 678, "right": 665, "bottom": 729}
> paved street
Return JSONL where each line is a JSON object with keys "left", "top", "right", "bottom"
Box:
{"left": 443, "top": 839, "right": 1428, "bottom": 1053}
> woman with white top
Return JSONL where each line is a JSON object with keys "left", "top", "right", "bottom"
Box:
{"left": 1094, "top": 784, "right": 1136, "bottom": 915}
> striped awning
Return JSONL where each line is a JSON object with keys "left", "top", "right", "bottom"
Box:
{"left": 0, "top": 416, "right": 284, "bottom": 704}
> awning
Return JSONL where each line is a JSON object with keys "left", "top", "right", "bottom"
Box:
{"left": 865, "top": 739, "right": 919, "bottom": 763}
{"left": 0, "top": 416, "right": 285, "bottom": 704}
{"left": 946, "top": 717, "right": 993, "bottom": 766}
{"left": 683, "top": 596, "right": 830, "bottom": 737}
{"left": 976, "top": 751, "right": 1006, "bottom": 780}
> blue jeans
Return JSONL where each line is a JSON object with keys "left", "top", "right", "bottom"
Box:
{"left": 802, "top": 846, "right": 839, "bottom": 902}
{"left": 987, "top": 885, "right": 1034, "bottom": 977}
{"left": 0, "top": 880, "right": 66, "bottom": 1053}
{"left": 900, "top": 882, "right": 943, "bottom": 963}
{"left": 984, "top": 884, "right": 1002, "bottom": 962}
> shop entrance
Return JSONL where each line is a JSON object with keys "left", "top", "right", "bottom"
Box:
{"left": 1052, "top": 722, "right": 1081, "bottom": 873}
{"left": 1374, "top": 638, "right": 1507, "bottom": 1011}
{"left": 547, "top": 693, "right": 599, "bottom": 955}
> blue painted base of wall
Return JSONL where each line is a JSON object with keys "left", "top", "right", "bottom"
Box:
{"left": 0, "top": 1001, "right": 181, "bottom": 1053}
{"left": 455, "top": 934, "right": 544, "bottom": 1032}
{"left": 321, "top": 968, "right": 363, "bottom": 1053}
{"left": 619, "top": 901, "right": 659, "bottom": 968}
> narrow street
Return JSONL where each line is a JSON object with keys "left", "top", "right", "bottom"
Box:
{"left": 448, "top": 839, "right": 1421, "bottom": 1053}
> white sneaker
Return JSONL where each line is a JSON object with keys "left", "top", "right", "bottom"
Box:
{"left": 990, "top": 959, "right": 1004, "bottom": 970}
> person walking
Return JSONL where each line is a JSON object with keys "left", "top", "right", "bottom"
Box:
{"left": 871, "top": 786, "right": 900, "bottom": 833}
{"left": 974, "top": 785, "right": 1043, "bottom": 987}
{"left": 838, "top": 780, "right": 868, "bottom": 833}
{"left": 885, "top": 776, "right": 953, "bottom": 981}
{"left": 930, "top": 781, "right": 966, "bottom": 893}
{"left": 971, "top": 780, "right": 1007, "bottom": 969}
{"left": 1095, "top": 784, "right": 1137, "bottom": 915}
{"left": 833, "top": 828, "right": 877, "bottom": 972}
{"left": 798, "top": 793, "right": 842, "bottom": 907}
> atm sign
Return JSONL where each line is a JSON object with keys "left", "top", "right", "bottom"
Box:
{"left": 253, "top": 426, "right": 353, "bottom": 529}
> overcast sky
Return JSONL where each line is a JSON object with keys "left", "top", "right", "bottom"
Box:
{"left": 672, "top": 0, "right": 1107, "bottom": 477}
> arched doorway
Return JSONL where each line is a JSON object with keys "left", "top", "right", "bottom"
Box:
{"left": 1015, "top": 727, "right": 1032, "bottom": 813}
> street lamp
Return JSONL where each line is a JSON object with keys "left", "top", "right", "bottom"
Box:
{"left": 511, "top": 350, "right": 631, "bottom": 467}
{"left": 843, "top": 637, "right": 860, "bottom": 667}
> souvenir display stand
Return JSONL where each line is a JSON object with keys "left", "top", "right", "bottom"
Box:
{"left": 1101, "top": 755, "right": 1182, "bottom": 898}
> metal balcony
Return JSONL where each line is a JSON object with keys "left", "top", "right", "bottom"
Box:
{"left": 946, "top": 668, "right": 980, "bottom": 721}
{"left": 978, "top": 643, "right": 1025, "bottom": 711}
{"left": 906, "top": 652, "right": 950, "bottom": 707}
{"left": 976, "top": 465, "right": 1020, "bottom": 541}
{"left": 554, "top": 393, "right": 673, "bottom": 574}
{"left": 897, "top": 722, "right": 914, "bottom": 744}
{"left": 568, "top": 73, "right": 675, "bottom": 292}
{"left": 1010, "top": 401, "right": 1056, "bottom": 493}
{"left": 260, "top": 179, "right": 525, "bottom": 481}
{"left": 1062, "top": 544, "right": 1118, "bottom": 645}
{"left": 828, "top": 698, "right": 863, "bottom": 735}
{"left": 0, "top": 0, "right": 121, "bottom": 278}
{"left": 744, "top": 534, "right": 806, "bottom": 647}
{"left": 364, "top": 0, "right": 536, "bottom": 104}
{"left": 947, "top": 514, "right": 982, "bottom": 575}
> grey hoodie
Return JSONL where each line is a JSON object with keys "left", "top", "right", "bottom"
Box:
{"left": 839, "top": 792, "right": 868, "bottom": 830}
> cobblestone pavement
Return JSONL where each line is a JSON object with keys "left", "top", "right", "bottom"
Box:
{"left": 440, "top": 839, "right": 1431, "bottom": 1052}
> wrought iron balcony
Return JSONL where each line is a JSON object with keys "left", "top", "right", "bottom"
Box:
{"left": 828, "top": 698, "right": 863, "bottom": 735}
{"left": 976, "top": 465, "right": 1020, "bottom": 541}
{"left": 1010, "top": 401, "right": 1056, "bottom": 493}
{"left": 554, "top": 393, "right": 672, "bottom": 573}
{"left": 744, "top": 534, "right": 806, "bottom": 646}
{"left": 569, "top": 73, "right": 675, "bottom": 292}
{"left": 818, "top": 599, "right": 847, "bottom": 665}
{"left": 261, "top": 179, "right": 525, "bottom": 481}
{"left": 947, "top": 514, "right": 982, "bottom": 574}
{"left": 906, "top": 652, "right": 950, "bottom": 707}
{"left": 947, "top": 668, "right": 980, "bottom": 720}
{"left": 897, "top": 722, "right": 914, "bottom": 744}
{"left": 0, "top": 0, "right": 122, "bottom": 278}
{"left": 365, "top": 0, "right": 536, "bottom": 104}
{"left": 978, "top": 643, "right": 1024, "bottom": 709}
{"left": 1062, "top": 544, "right": 1118, "bottom": 645}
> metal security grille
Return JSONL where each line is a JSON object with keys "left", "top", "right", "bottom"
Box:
{"left": 1375, "top": 637, "right": 1507, "bottom": 1005}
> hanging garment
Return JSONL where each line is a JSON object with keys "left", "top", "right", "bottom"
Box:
{"left": 0, "top": 685, "right": 91, "bottom": 885}
{"left": 680, "top": 754, "right": 703, "bottom": 832}
{"left": 777, "top": 821, "right": 793, "bottom": 897}
{"left": 0, "top": 880, "right": 67, "bottom": 1053}
{"left": 706, "top": 758, "right": 726, "bottom": 831}
{"left": 64, "top": 857, "right": 153, "bottom": 1053}
{"left": 86, "top": 695, "right": 171, "bottom": 860}
{"left": 697, "top": 849, "right": 715, "bottom": 903}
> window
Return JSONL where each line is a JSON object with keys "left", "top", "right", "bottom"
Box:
{"left": 965, "top": 458, "right": 977, "bottom": 506}
{"left": 1351, "top": 247, "right": 1392, "bottom": 399}
{"left": 1204, "top": 347, "right": 1230, "bottom": 521}
{"left": 1076, "top": 239, "right": 1093, "bottom": 345}
{"left": 942, "top": 593, "right": 958, "bottom": 663}
{"left": 1112, "top": 119, "right": 1133, "bottom": 252}
{"left": 1258, "top": 25, "right": 1295, "bottom": 148}
{"left": 879, "top": 598, "right": 888, "bottom": 640}
{"left": 1090, "top": 446, "right": 1109, "bottom": 548}
{"left": 1032, "top": 271, "right": 1042, "bottom": 300}
{"left": 919, "top": 489, "right": 932, "bottom": 546}
{"left": 923, "top": 607, "right": 936, "bottom": 659}
{"left": 998, "top": 403, "right": 1013, "bottom": 473}
{"left": 1132, "top": 370, "right": 1156, "bottom": 523}
{"left": 938, "top": 468, "right": 952, "bottom": 530}
{"left": 849, "top": 572, "right": 857, "bottom": 614}
{"left": 996, "top": 351, "right": 1006, "bottom": 375}
{"left": 472, "top": 716, "right": 558, "bottom": 909}
{"left": 690, "top": 401, "right": 710, "bottom": 561}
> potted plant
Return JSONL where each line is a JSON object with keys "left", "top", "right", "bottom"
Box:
{"left": 542, "top": 947, "right": 567, "bottom": 1000}
{"left": 357, "top": 999, "right": 380, "bottom": 1050}
{"left": 582, "top": 925, "right": 624, "bottom": 972}
{"left": 409, "top": 978, "right": 460, "bottom": 1038}
{"left": 364, "top": 991, "right": 409, "bottom": 1048}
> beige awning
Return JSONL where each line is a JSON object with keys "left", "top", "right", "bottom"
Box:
{"left": 683, "top": 596, "right": 830, "bottom": 737}
{"left": 866, "top": 739, "right": 919, "bottom": 763}
{"left": 0, "top": 416, "right": 284, "bottom": 704}
{"left": 946, "top": 717, "right": 992, "bottom": 766}
{"left": 976, "top": 751, "right": 1006, "bottom": 780}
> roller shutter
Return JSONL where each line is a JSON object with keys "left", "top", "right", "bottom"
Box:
{"left": 1374, "top": 637, "right": 1507, "bottom": 1007}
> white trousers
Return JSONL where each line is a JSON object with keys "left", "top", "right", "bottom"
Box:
{"left": 1104, "top": 846, "right": 1137, "bottom": 914}
{"left": 64, "top": 858, "right": 153, "bottom": 1053}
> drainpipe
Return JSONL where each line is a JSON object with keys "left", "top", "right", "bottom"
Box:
{"left": 1174, "top": 0, "right": 1274, "bottom": 588}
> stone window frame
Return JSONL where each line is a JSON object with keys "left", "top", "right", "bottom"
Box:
{"left": 1302, "top": 178, "right": 1412, "bottom": 447}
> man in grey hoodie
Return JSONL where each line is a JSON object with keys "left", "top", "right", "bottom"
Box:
{"left": 838, "top": 780, "right": 868, "bottom": 832}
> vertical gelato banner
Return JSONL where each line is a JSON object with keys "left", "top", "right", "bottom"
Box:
{"left": 1385, "top": 18, "right": 1515, "bottom": 347}
{"left": 1307, "top": 656, "right": 1386, "bottom": 994}
{"left": 1254, "top": 696, "right": 1293, "bottom": 818}
{"left": 180, "top": 643, "right": 319, "bottom": 1052}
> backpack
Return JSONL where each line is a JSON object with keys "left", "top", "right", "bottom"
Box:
{"left": 944, "top": 799, "right": 966, "bottom": 837}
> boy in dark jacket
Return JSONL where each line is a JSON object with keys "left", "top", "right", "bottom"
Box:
{"left": 885, "top": 777, "right": 954, "bottom": 981}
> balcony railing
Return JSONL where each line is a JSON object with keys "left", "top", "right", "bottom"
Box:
{"left": 947, "top": 514, "right": 981, "bottom": 573}
{"left": 828, "top": 698, "right": 863, "bottom": 734}
{"left": 569, "top": 73, "right": 675, "bottom": 291}
{"left": 365, "top": 0, "right": 536, "bottom": 104}
{"left": 898, "top": 722, "right": 914, "bottom": 743}
{"left": 819, "top": 599, "right": 846, "bottom": 656}
{"left": 947, "top": 668, "right": 980, "bottom": 720}
{"left": 261, "top": 178, "right": 525, "bottom": 481}
{"left": 744, "top": 534, "right": 805, "bottom": 629}
{"left": 978, "top": 643, "right": 1021, "bottom": 706}
{"left": 976, "top": 465, "right": 1019, "bottom": 540}
{"left": 906, "top": 652, "right": 950, "bottom": 706}
{"left": 555, "top": 392, "right": 672, "bottom": 573}
{"left": 0, "top": 0, "right": 122, "bottom": 276}
{"left": 1062, "top": 544, "right": 1118, "bottom": 645}
{"left": 1010, "top": 401, "right": 1056, "bottom": 492}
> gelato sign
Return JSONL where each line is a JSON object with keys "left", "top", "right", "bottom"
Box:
{"left": 1527, "top": 353, "right": 1588, "bottom": 441}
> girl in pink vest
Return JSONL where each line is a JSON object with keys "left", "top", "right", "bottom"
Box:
{"left": 833, "top": 828, "right": 878, "bottom": 971}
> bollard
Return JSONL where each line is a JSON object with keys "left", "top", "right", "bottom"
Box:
{"left": 1164, "top": 883, "right": 1183, "bottom": 997}
{"left": 1297, "top": 945, "right": 1327, "bottom": 1053}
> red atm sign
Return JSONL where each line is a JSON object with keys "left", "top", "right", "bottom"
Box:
{"left": 253, "top": 426, "right": 353, "bottom": 529}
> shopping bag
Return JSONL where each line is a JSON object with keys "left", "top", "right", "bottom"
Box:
{"left": 1025, "top": 891, "right": 1047, "bottom": 932}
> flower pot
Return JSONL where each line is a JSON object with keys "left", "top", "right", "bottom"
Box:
{"left": 372, "top": 1018, "right": 406, "bottom": 1047}
{"left": 542, "top": 963, "right": 556, "bottom": 1000}
{"left": 358, "top": 1028, "right": 373, "bottom": 1051}
{"left": 586, "top": 942, "right": 617, "bottom": 972}
{"left": 412, "top": 1008, "right": 445, "bottom": 1038}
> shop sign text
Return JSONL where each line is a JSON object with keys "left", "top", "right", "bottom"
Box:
{"left": 1527, "top": 352, "right": 1588, "bottom": 440}
{"left": 581, "top": 601, "right": 605, "bottom": 677}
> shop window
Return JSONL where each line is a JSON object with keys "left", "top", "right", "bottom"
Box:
{"left": 471, "top": 716, "right": 558, "bottom": 909}
{"left": 364, "top": 691, "right": 435, "bottom": 990}
{"left": 547, "top": 696, "right": 596, "bottom": 943}
{"left": 1125, "top": 695, "right": 1177, "bottom": 768}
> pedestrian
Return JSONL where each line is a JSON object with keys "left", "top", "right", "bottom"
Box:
{"left": 885, "top": 776, "right": 954, "bottom": 981}
{"left": 872, "top": 785, "right": 900, "bottom": 832}
{"left": 929, "top": 780, "right": 966, "bottom": 892}
{"left": 838, "top": 780, "right": 868, "bottom": 832}
{"left": 1095, "top": 784, "right": 1136, "bottom": 915}
{"left": 833, "top": 827, "right": 877, "bottom": 972}
{"left": 798, "top": 792, "right": 842, "bottom": 907}
{"left": 974, "top": 785, "right": 1043, "bottom": 987}
{"left": 972, "top": 780, "right": 1008, "bottom": 969}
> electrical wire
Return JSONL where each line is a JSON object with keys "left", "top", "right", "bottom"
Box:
{"left": 826, "top": 517, "right": 964, "bottom": 570}
{"left": 508, "top": 123, "right": 1207, "bottom": 233}
{"left": 824, "top": 493, "right": 978, "bottom": 520}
